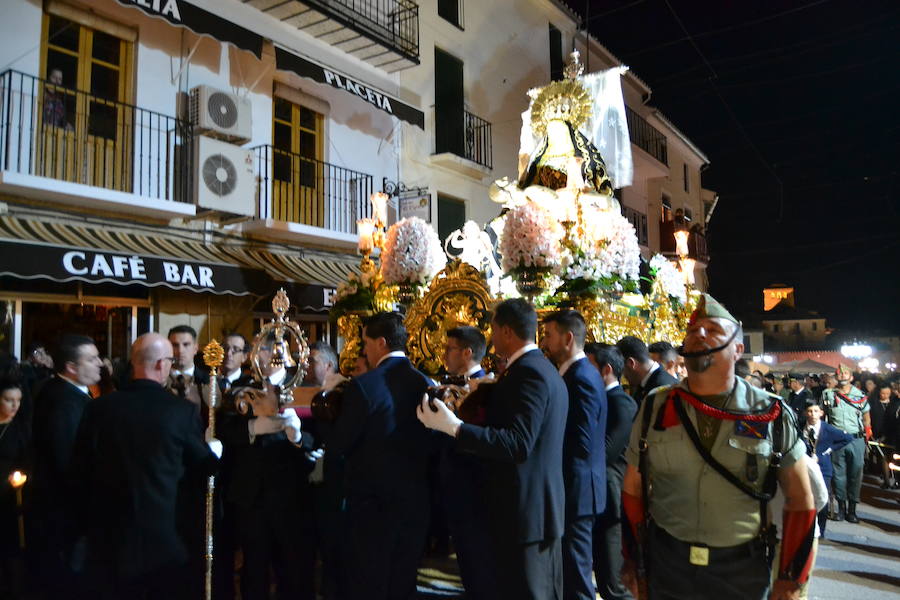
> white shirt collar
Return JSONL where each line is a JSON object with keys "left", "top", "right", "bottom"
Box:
{"left": 605, "top": 381, "right": 620, "bottom": 392}
{"left": 558, "top": 351, "right": 586, "bottom": 377}
{"left": 506, "top": 344, "right": 538, "bottom": 369}
{"left": 640, "top": 362, "right": 660, "bottom": 387}
{"left": 173, "top": 365, "right": 195, "bottom": 378}
{"left": 59, "top": 374, "right": 89, "bottom": 396}
{"left": 808, "top": 421, "right": 821, "bottom": 438}
{"left": 376, "top": 351, "right": 407, "bottom": 368}
{"left": 267, "top": 368, "right": 287, "bottom": 386}
{"left": 225, "top": 369, "right": 242, "bottom": 383}
{"left": 465, "top": 363, "right": 484, "bottom": 377}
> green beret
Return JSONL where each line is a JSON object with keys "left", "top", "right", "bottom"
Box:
{"left": 688, "top": 293, "right": 739, "bottom": 326}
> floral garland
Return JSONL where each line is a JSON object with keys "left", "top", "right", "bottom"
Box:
{"left": 382, "top": 217, "right": 446, "bottom": 285}
{"left": 499, "top": 201, "right": 563, "bottom": 275}
{"left": 649, "top": 254, "right": 687, "bottom": 305}
{"left": 558, "top": 207, "right": 641, "bottom": 297}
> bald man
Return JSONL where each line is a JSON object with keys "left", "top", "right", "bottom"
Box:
{"left": 72, "top": 333, "right": 221, "bottom": 599}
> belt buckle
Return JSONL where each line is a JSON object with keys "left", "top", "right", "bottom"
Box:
{"left": 689, "top": 545, "right": 709, "bottom": 566}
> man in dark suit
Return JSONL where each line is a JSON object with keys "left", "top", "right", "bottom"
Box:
{"left": 616, "top": 336, "right": 676, "bottom": 407}
{"left": 328, "top": 312, "right": 434, "bottom": 600}
{"left": 788, "top": 372, "right": 815, "bottom": 418}
{"left": 30, "top": 333, "right": 102, "bottom": 598}
{"left": 166, "top": 325, "right": 210, "bottom": 406}
{"left": 218, "top": 332, "right": 309, "bottom": 600}
{"left": 70, "top": 332, "right": 220, "bottom": 599}
{"left": 419, "top": 298, "right": 568, "bottom": 600}
{"left": 587, "top": 343, "right": 637, "bottom": 600}
{"left": 542, "top": 310, "right": 607, "bottom": 600}
{"left": 438, "top": 326, "right": 497, "bottom": 599}
{"left": 804, "top": 403, "right": 853, "bottom": 535}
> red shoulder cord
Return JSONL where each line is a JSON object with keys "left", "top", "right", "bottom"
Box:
{"left": 657, "top": 387, "right": 782, "bottom": 429}
{"left": 778, "top": 508, "right": 817, "bottom": 584}
{"left": 835, "top": 391, "right": 866, "bottom": 406}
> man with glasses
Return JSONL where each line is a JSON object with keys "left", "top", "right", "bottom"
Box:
{"left": 221, "top": 333, "right": 252, "bottom": 392}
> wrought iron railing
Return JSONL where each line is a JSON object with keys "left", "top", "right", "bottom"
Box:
{"left": 254, "top": 145, "right": 373, "bottom": 234}
{"left": 659, "top": 219, "right": 709, "bottom": 261}
{"left": 305, "top": 0, "right": 419, "bottom": 63}
{"left": 0, "top": 70, "right": 193, "bottom": 203}
{"left": 625, "top": 105, "right": 667, "bottom": 166}
{"left": 463, "top": 109, "right": 492, "bottom": 169}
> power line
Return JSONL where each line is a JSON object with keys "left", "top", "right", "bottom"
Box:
{"left": 661, "top": 0, "right": 786, "bottom": 221}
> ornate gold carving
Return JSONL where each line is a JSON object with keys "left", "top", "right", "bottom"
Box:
{"left": 337, "top": 311, "right": 367, "bottom": 376}
{"left": 405, "top": 260, "right": 495, "bottom": 376}
{"left": 530, "top": 79, "right": 592, "bottom": 139}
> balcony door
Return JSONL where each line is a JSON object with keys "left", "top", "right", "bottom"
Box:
{"left": 272, "top": 97, "right": 324, "bottom": 226}
{"left": 40, "top": 14, "right": 133, "bottom": 191}
{"left": 434, "top": 48, "right": 464, "bottom": 157}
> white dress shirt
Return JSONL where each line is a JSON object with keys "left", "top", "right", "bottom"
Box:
{"left": 558, "top": 351, "right": 586, "bottom": 377}
{"left": 505, "top": 343, "right": 539, "bottom": 369}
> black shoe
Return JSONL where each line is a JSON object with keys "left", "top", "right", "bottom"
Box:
{"left": 846, "top": 502, "right": 860, "bottom": 524}
{"left": 832, "top": 500, "right": 846, "bottom": 522}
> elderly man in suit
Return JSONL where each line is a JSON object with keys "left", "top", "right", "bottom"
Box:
{"left": 419, "top": 298, "right": 568, "bottom": 600}
{"left": 328, "top": 312, "right": 434, "bottom": 600}
{"left": 616, "top": 336, "right": 677, "bottom": 408}
{"left": 588, "top": 343, "right": 638, "bottom": 600}
{"left": 541, "top": 310, "right": 607, "bottom": 600}
{"left": 31, "top": 333, "right": 102, "bottom": 598}
{"left": 70, "top": 333, "right": 221, "bottom": 599}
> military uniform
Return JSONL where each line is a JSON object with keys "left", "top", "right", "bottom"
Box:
{"left": 626, "top": 377, "right": 805, "bottom": 600}
{"left": 821, "top": 384, "right": 869, "bottom": 513}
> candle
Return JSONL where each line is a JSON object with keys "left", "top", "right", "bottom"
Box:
{"left": 370, "top": 192, "right": 389, "bottom": 226}
{"left": 9, "top": 470, "right": 26, "bottom": 488}
{"left": 357, "top": 218, "right": 375, "bottom": 253}
{"left": 680, "top": 257, "right": 696, "bottom": 286}
{"left": 674, "top": 229, "right": 690, "bottom": 258}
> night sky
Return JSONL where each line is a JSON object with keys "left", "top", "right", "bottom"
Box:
{"left": 566, "top": 1, "right": 900, "bottom": 333}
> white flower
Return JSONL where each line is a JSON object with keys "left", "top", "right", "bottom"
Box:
{"left": 381, "top": 217, "right": 447, "bottom": 285}
{"left": 499, "top": 201, "right": 563, "bottom": 273}
{"left": 563, "top": 206, "right": 641, "bottom": 286}
{"left": 650, "top": 253, "right": 687, "bottom": 304}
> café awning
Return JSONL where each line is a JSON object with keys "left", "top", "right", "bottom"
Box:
{"left": 0, "top": 216, "right": 358, "bottom": 294}
{"left": 115, "top": 0, "right": 264, "bottom": 58}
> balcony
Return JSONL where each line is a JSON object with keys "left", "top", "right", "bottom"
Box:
{"left": 626, "top": 105, "right": 668, "bottom": 166}
{"left": 659, "top": 219, "right": 710, "bottom": 262}
{"left": 243, "top": 0, "right": 419, "bottom": 72}
{"left": 0, "top": 70, "right": 195, "bottom": 219}
{"left": 431, "top": 108, "right": 492, "bottom": 178}
{"left": 245, "top": 144, "right": 373, "bottom": 248}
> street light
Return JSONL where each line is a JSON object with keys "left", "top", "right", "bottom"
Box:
{"left": 840, "top": 342, "right": 872, "bottom": 361}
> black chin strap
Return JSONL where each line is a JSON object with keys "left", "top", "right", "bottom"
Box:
{"left": 677, "top": 325, "right": 740, "bottom": 358}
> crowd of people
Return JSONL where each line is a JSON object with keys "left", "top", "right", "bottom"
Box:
{"left": 0, "top": 294, "right": 897, "bottom": 600}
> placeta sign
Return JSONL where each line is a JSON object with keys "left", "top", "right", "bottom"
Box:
{"left": 0, "top": 240, "right": 269, "bottom": 296}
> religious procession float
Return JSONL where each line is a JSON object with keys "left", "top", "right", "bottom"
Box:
{"left": 326, "top": 51, "right": 701, "bottom": 376}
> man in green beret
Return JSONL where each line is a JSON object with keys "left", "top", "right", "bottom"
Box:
{"left": 622, "top": 294, "right": 815, "bottom": 600}
{"left": 820, "top": 364, "right": 870, "bottom": 523}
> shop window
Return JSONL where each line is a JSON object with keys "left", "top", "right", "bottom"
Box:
{"left": 272, "top": 97, "right": 325, "bottom": 226}
{"left": 39, "top": 13, "right": 133, "bottom": 189}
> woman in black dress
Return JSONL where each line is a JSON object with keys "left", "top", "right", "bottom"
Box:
{"left": 0, "top": 376, "right": 29, "bottom": 598}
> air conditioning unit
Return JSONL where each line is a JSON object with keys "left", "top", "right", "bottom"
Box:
{"left": 190, "top": 85, "right": 252, "bottom": 143}
{"left": 194, "top": 136, "right": 256, "bottom": 217}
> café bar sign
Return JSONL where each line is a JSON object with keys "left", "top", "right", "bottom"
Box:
{"left": 0, "top": 240, "right": 268, "bottom": 296}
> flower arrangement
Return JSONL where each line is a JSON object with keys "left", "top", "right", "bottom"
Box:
{"left": 382, "top": 217, "right": 446, "bottom": 286}
{"left": 330, "top": 269, "right": 379, "bottom": 321}
{"left": 499, "top": 201, "right": 563, "bottom": 276}
{"left": 649, "top": 254, "right": 687, "bottom": 305}
{"left": 557, "top": 207, "right": 641, "bottom": 298}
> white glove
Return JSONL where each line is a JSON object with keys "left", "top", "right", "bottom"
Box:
{"left": 308, "top": 448, "right": 325, "bottom": 483}
{"left": 282, "top": 408, "right": 302, "bottom": 444}
{"left": 248, "top": 415, "right": 287, "bottom": 441}
{"left": 322, "top": 372, "right": 349, "bottom": 392}
{"left": 207, "top": 438, "right": 223, "bottom": 459}
{"left": 416, "top": 394, "right": 463, "bottom": 437}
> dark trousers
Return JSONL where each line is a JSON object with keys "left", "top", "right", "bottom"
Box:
{"left": 593, "top": 509, "right": 634, "bottom": 600}
{"left": 344, "top": 492, "right": 429, "bottom": 600}
{"left": 88, "top": 559, "right": 193, "bottom": 600}
{"left": 441, "top": 453, "right": 498, "bottom": 600}
{"left": 493, "top": 537, "right": 563, "bottom": 600}
{"left": 832, "top": 437, "right": 865, "bottom": 502}
{"left": 562, "top": 515, "right": 595, "bottom": 600}
{"left": 817, "top": 475, "right": 832, "bottom": 536}
{"left": 236, "top": 505, "right": 314, "bottom": 600}
{"left": 648, "top": 524, "right": 769, "bottom": 600}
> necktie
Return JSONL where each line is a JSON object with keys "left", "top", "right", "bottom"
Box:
{"left": 175, "top": 374, "right": 186, "bottom": 400}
